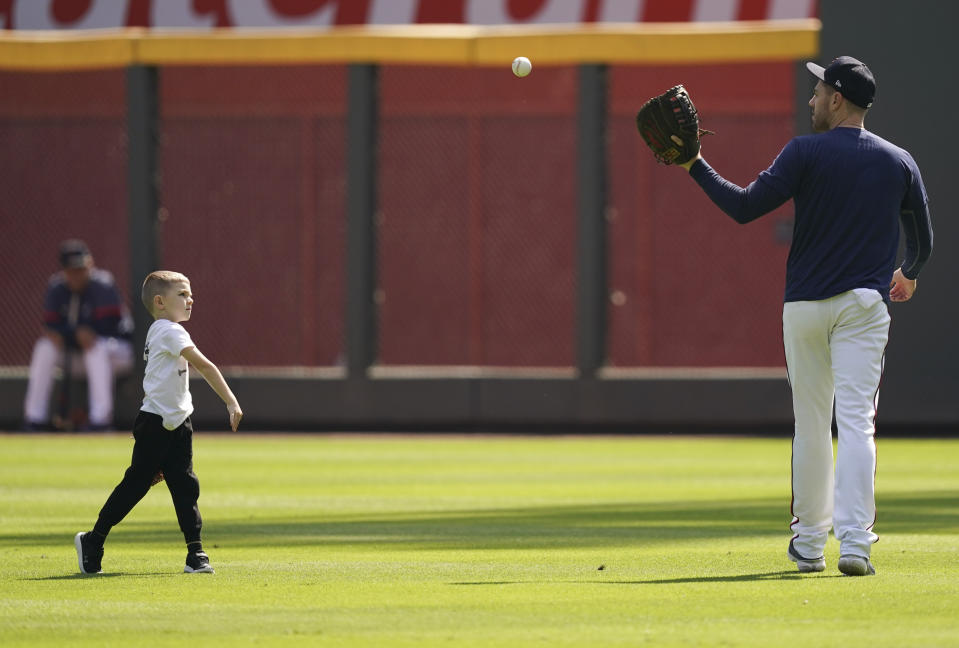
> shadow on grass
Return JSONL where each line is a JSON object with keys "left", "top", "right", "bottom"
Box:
{"left": 23, "top": 572, "right": 178, "bottom": 581}
{"left": 3, "top": 498, "right": 790, "bottom": 549}
{"left": 450, "top": 571, "right": 811, "bottom": 585}
{"left": 593, "top": 571, "right": 813, "bottom": 584}
{"left": 5, "top": 490, "right": 957, "bottom": 551}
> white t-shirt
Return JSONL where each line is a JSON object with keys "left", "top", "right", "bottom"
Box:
{"left": 141, "top": 319, "right": 196, "bottom": 430}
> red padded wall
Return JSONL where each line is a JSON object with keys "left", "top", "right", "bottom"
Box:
{"left": 1, "top": 61, "right": 794, "bottom": 368}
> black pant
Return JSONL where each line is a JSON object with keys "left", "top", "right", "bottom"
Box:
{"left": 95, "top": 411, "right": 203, "bottom": 543}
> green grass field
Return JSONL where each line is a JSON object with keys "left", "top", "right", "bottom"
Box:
{"left": 1, "top": 433, "right": 957, "bottom": 646}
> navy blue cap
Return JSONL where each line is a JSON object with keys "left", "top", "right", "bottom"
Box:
{"left": 806, "top": 56, "right": 876, "bottom": 109}
{"left": 59, "top": 239, "right": 91, "bottom": 268}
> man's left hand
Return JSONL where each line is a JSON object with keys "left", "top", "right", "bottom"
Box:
{"left": 890, "top": 268, "right": 916, "bottom": 302}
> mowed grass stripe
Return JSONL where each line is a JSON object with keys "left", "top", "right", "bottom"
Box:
{"left": 1, "top": 434, "right": 957, "bottom": 647}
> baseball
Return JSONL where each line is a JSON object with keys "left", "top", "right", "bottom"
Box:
{"left": 511, "top": 56, "right": 532, "bottom": 78}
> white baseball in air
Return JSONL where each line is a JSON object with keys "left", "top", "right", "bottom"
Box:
{"left": 512, "top": 56, "right": 532, "bottom": 77}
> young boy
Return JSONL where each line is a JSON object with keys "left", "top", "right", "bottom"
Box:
{"left": 75, "top": 270, "right": 242, "bottom": 575}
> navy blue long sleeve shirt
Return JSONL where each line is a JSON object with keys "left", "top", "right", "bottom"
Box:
{"left": 43, "top": 268, "right": 133, "bottom": 349}
{"left": 689, "top": 127, "right": 933, "bottom": 303}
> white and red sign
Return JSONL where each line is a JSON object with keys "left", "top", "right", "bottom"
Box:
{"left": 0, "top": 0, "right": 818, "bottom": 30}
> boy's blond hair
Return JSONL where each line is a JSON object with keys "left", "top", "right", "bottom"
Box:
{"left": 141, "top": 271, "right": 190, "bottom": 316}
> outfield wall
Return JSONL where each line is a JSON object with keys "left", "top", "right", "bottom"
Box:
{"left": 1, "top": 9, "right": 956, "bottom": 432}
{"left": 0, "top": 59, "right": 799, "bottom": 369}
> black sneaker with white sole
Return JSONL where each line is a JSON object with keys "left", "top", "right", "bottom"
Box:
{"left": 75, "top": 532, "right": 103, "bottom": 575}
{"left": 184, "top": 551, "right": 215, "bottom": 574}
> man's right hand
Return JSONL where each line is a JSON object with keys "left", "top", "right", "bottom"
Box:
{"left": 75, "top": 326, "right": 97, "bottom": 350}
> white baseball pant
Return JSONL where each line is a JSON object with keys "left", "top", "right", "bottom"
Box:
{"left": 23, "top": 335, "right": 135, "bottom": 427}
{"left": 783, "top": 288, "right": 890, "bottom": 560}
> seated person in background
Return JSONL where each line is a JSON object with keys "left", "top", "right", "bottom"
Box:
{"left": 23, "top": 240, "right": 134, "bottom": 430}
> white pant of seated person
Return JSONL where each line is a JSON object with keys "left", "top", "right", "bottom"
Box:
{"left": 783, "top": 288, "right": 890, "bottom": 561}
{"left": 24, "top": 335, "right": 134, "bottom": 427}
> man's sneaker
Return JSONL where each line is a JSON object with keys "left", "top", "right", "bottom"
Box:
{"left": 75, "top": 532, "right": 103, "bottom": 574}
{"left": 787, "top": 538, "right": 826, "bottom": 573}
{"left": 838, "top": 554, "right": 875, "bottom": 576}
{"left": 184, "top": 551, "right": 214, "bottom": 574}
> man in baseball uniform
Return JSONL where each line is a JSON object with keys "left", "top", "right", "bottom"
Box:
{"left": 23, "top": 240, "right": 134, "bottom": 430}
{"left": 678, "top": 57, "right": 933, "bottom": 575}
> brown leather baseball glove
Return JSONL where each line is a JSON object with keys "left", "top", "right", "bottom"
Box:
{"left": 636, "top": 85, "right": 712, "bottom": 165}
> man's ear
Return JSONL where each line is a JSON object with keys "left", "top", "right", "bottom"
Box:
{"left": 831, "top": 91, "right": 845, "bottom": 111}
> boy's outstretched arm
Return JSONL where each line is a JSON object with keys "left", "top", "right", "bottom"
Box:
{"left": 181, "top": 346, "right": 243, "bottom": 431}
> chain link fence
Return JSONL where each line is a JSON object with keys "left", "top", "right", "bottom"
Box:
{"left": 1, "top": 61, "right": 794, "bottom": 373}
{"left": 0, "top": 69, "right": 130, "bottom": 370}
{"left": 378, "top": 65, "right": 577, "bottom": 367}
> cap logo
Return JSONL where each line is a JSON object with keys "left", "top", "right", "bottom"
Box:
{"left": 834, "top": 79, "right": 842, "bottom": 88}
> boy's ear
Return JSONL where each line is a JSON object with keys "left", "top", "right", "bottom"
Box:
{"left": 153, "top": 294, "right": 164, "bottom": 311}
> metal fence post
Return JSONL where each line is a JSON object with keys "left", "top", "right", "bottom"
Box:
{"left": 346, "top": 64, "right": 379, "bottom": 380}
{"left": 576, "top": 64, "right": 608, "bottom": 379}
{"left": 127, "top": 64, "right": 160, "bottom": 376}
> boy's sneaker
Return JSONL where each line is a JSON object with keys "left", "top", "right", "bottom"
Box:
{"left": 838, "top": 554, "right": 875, "bottom": 576}
{"left": 787, "top": 538, "right": 826, "bottom": 573}
{"left": 75, "top": 532, "right": 103, "bottom": 575}
{"left": 184, "top": 551, "right": 214, "bottom": 574}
